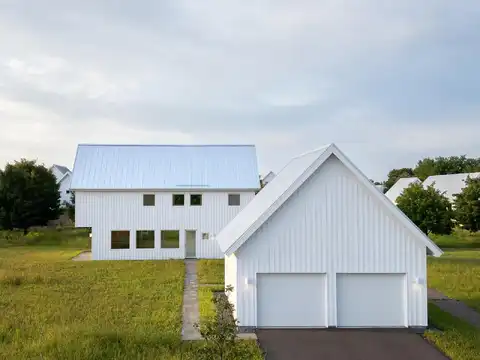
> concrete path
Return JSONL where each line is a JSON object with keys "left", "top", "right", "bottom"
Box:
{"left": 428, "top": 288, "right": 480, "bottom": 329}
{"left": 182, "top": 260, "right": 202, "bottom": 340}
{"left": 72, "top": 251, "right": 92, "bottom": 261}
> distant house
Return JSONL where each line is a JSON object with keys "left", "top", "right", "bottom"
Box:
{"left": 216, "top": 143, "right": 442, "bottom": 329}
{"left": 51, "top": 164, "right": 72, "bottom": 206}
{"left": 385, "top": 177, "right": 421, "bottom": 204}
{"left": 262, "top": 171, "right": 276, "bottom": 186}
{"left": 70, "top": 144, "right": 260, "bottom": 260}
{"left": 423, "top": 172, "right": 480, "bottom": 202}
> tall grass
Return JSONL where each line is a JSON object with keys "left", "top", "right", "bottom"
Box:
{"left": 430, "top": 228, "right": 480, "bottom": 249}
{"left": 0, "top": 227, "right": 90, "bottom": 249}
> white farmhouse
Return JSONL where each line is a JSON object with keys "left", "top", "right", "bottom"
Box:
{"left": 423, "top": 172, "right": 480, "bottom": 202}
{"left": 385, "top": 177, "right": 421, "bottom": 204}
{"left": 51, "top": 164, "right": 73, "bottom": 206}
{"left": 216, "top": 144, "right": 442, "bottom": 329}
{"left": 71, "top": 144, "right": 260, "bottom": 260}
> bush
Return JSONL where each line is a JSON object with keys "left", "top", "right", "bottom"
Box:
{"left": 397, "top": 183, "right": 454, "bottom": 235}
{"left": 454, "top": 177, "right": 480, "bottom": 232}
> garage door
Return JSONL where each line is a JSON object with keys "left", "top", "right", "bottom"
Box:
{"left": 336, "top": 273, "right": 406, "bottom": 327}
{"left": 257, "top": 273, "right": 327, "bottom": 328}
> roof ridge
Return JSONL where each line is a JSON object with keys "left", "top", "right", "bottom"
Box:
{"left": 77, "top": 144, "right": 256, "bottom": 147}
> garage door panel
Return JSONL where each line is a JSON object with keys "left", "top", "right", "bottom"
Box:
{"left": 257, "top": 273, "right": 327, "bottom": 328}
{"left": 336, "top": 273, "right": 406, "bottom": 327}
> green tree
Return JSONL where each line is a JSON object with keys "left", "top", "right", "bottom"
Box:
{"left": 66, "top": 191, "right": 75, "bottom": 222}
{"left": 414, "top": 155, "right": 480, "bottom": 181}
{"left": 396, "top": 183, "right": 454, "bottom": 235}
{"left": 454, "top": 177, "right": 480, "bottom": 232}
{"left": 0, "top": 159, "right": 60, "bottom": 233}
{"left": 384, "top": 168, "right": 414, "bottom": 192}
{"left": 413, "top": 158, "right": 436, "bottom": 181}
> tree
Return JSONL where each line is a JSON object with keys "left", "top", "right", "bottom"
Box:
{"left": 66, "top": 191, "right": 75, "bottom": 222}
{"left": 454, "top": 177, "right": 480, "bottom": 232}
{"left": 0, "top": 159, "right": 61, "bottom": 233}
{"left": 396, "top": 183, "right": 454, "bottom": 235}
{"left": 414, "top": 155, "right": 480, "bottom": 181}
{"left": 384, "top": 168, "right": 414, "bottom": 192}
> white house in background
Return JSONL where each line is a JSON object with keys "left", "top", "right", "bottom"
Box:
{"left": 385, "top": 177, "right": 421, "bottom": 204}
{"left": 262, "top": 171, "right": 276, "bottom": 186}
{"left": 71, "top": 144, "right": 260, "bottom": 260}
{"left": 423, "top": 172, "right": 480, "bottom": 202}
{"left": 216, "top": 144, "right": 442, "bottom": 330}
{"left": 51, "top": 164, "right": 72, "bottom": 206}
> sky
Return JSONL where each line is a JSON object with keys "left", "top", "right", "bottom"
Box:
{"left": 0, "top": 1, "right": 479, "bottom": 181}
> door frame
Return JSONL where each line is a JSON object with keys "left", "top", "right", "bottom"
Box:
{"left": 185, "top": 230, "right": 197, "bottom": 259}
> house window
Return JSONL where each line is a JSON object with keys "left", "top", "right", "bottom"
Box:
{"left": 228, "top": 194, "right": 241, "bottom": 206}
{"left": 136, "top": 230, "right": 155, "bottom": 249}
{"left": 190, "top": 194, "right": 202, "bottom": 206}
{"left": 161, "top": 230, "right": 180, "bottom": 248}
{"left": 143, "top": 194, "right": 155, "bottom": 206}
{"left": 202, "top": 232, "right": 210, "bottom": 240}
{"left": 173, "top": 194, "right": 185, "bottom": 206}
{"left": 111, "top": 231, "right": 130, "bottom": 249}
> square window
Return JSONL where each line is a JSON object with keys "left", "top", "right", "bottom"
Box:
{"left": 173, "top": 194, "right": 185, "bottom": 206}
{"left": 143, "top": 194, "right": 155, "bottom": 206}
{"left": 136, "top": 230, "right": 155, "bottom": 249}
{"left": 161, "top": 230, "right": 180, "bottom": 248}
{"left": 190, "top": 194, "right": 202, "bottom": 206}
{"left": 228, "top": 194, "right": 241, "bottom": 206}
{"left": 111, "top": 230, "right": 130, "bottom": 249}
{"left": 202, "top": 232, "right": 209, "bottom": 240}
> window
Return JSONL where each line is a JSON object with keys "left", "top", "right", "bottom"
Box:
{"left": 111, "top": 231, "right": 130, "bottom": 249}
{"left": 173, "top": 194, "right": 185, "bottom": 206}
{"left": 202, "top": 232, "right": 210, "bottom": 240}
{"left": 228, "top": 194, "right": 241, "bottom": 206}
{"left": 136, "top": 230, "right": 155, "bottom": 249}
{"left": 143, "top": 194, "right": 155, "bottom": 206}
{"left": 190, "top": 194, "right": 202, "bottom": 206}
{"left": 161, "top": 230, "right": 180, "bottom": 248}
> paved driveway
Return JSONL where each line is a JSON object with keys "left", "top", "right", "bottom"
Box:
{"left": 257, "top": 329, "right": 448, "bottom": 360}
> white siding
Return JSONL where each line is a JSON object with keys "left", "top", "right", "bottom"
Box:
{"left": 234, "top": 156, "right": 427, "bottom": 327}
{"left": 76, "top": 191, "right": 255, "bottom": 260}
{"left": 59, "top": 175, "right": 72, "bottom": 205}
{"left": 225, "top": 254, "right": 238, "bottom": 319}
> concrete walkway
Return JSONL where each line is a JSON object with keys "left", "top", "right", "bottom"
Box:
{"left": 72, "top": 251, "right": 92, "bottom": 261}
{"left": 182, "top": 260, "right": 202, "bottom": 340}
{"left": 428, "top": 288, "right": 480, "bottom": 329}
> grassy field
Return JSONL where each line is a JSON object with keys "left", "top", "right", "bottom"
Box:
{"left": 430, "top": 229, "right": 480, "bottom": 249}
{"left": 426, "top": 303, "right": 480, "bottom": 360}
{"left": 197, "top": 259, "right": 224, "bottom": 284}
{"left": 442, "top": 250, "right": 480, "bottom": 259}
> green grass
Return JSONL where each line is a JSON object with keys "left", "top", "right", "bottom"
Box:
{"left": 426, "top": 303, "right": 480, "bottom": 360}
{"left": 197, "top": 259, "right": 224, "bottom": 284}
{"left": 442, "top": 250, "right": 480, "bottom": 259}
{"left": 428, "top": 257, "right": 480, "bottom": 312}
{"left": 430, "top": 229, "right": 480, "bottom": 249}
{"left": 0, "top": 227, "right": 90, "bottom": 249}
{"left": 0, "top": 247, "right": 204, "bottom": 359}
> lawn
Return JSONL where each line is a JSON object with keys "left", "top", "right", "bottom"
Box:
{"left": 197, "top": 259, "right": 224, "bottom": 284}
{"left": 426, "top": 303, "right": 480, "bottom": 360}
{"left": 430, "top": 229, "right": 480, "bottom": 249}
{"left": 442, "top": 250, "right": 480, "bottom": 259}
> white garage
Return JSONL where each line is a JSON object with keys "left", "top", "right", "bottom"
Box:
{"left": 336, "top": 274, "right": 406, "bottom": 327}
{"left": 216, "top": 144, "right": 443, "bottom": 329}
{"left": 257, "top": 274, "right": 327, "bottom": 328}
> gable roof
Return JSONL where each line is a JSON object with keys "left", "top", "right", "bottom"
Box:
{"left": 385, "top": 177, "right": 421, "bottom": 203}
{"left": 423, "top": 172, "right": 480, "bottom": 202}
{"left": 216, "top": 143, "right": 442, "bottom": 257}
{"left": 52, "top": 164, "right": 71, "bottom": 175}
{"left": 262, "top": 171, "right": 276, "bottom": 185}
{"left": 70, "top": 144, "right": 260, "bottom": 190}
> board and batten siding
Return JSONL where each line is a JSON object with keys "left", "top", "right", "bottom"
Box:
{"left": 76, "top": 191, "right": 255, "bottom": 260}
{"left": 234, "top": 155, "right": 427, "bottom": 327}
{"left": 225, "top": 254, "right": 238, "bottom": 319}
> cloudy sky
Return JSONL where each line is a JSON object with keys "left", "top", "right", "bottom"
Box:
{"left": 1, "top": 1, "right": 479, "bottom": 180}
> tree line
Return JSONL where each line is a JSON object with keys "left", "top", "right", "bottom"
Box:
{"left": 0, "top": 159, "right": 61, "bottom": 234}
{"left": 383, "top": 155, "right": 480, "bottom": 235}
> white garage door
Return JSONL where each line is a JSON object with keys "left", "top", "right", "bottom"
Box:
{"left": 336, "top": 273, "right": 406, "bottom": 327}
{"left": 257, "top": 273, "right": 327, "bottom": 328}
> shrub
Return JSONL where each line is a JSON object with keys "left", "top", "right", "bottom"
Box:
{"left": 454, "top": 177, "right": 480, "bottom": 232}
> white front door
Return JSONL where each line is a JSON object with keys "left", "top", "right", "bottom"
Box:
{"left": 336, "top": 273, "right": 406, "bottom": 327}
{"left": 257, "top": 273, "right": 327, "bottom": 328}
{"left": 185, "top": 230, "right": 196, "bottom": 258}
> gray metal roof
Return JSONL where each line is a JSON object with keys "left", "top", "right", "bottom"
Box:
{"left": 423, "top": 172, "right": 480, "bottom": 201}
{"left": 385, "top": 177, "right": 421, "bottom": 203}
{"left": 52, "top": 164, "right": 71, "bottom": 175}
{"left": 70, "top": 144, "right": 260, "bottom": 190}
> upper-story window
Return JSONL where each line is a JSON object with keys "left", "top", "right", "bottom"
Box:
{"left": 228, "top": 194, "right": 241, "bottom": 206}
{"left": 190, "top": 194, "right": 202, "bottom": 206}
{"left": 143, "top": 194, "right": 155, "bottom": 206}
{"left": 173, "top": 194, "right": 185, "bottom": 206}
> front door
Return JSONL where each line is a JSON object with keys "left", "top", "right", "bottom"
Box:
{"left": 185, "top": 230, "right": 196, "bottom": 258}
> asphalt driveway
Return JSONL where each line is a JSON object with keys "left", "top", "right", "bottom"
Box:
{"left": 257, "top": 329, "right": 448, "bottom": 360}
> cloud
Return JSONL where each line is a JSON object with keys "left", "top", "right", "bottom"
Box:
{"left": 0, "top": 1, "right": 479, "bottom": 180}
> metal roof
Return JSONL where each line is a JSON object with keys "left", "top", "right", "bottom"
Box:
{"left": 70, "top": 144, "right": 260, "bottom": 190}
{"left": 423, "top": 172, "right": 480, "bottom": 201}
{"left": 385, "top": 177, "right": 421, "bottom": 203}
{"left": 216, "top": 143, "right": 443, "bottom": 257}
{"left": 52, "top": 164, "right": 71, "bottom": 175}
